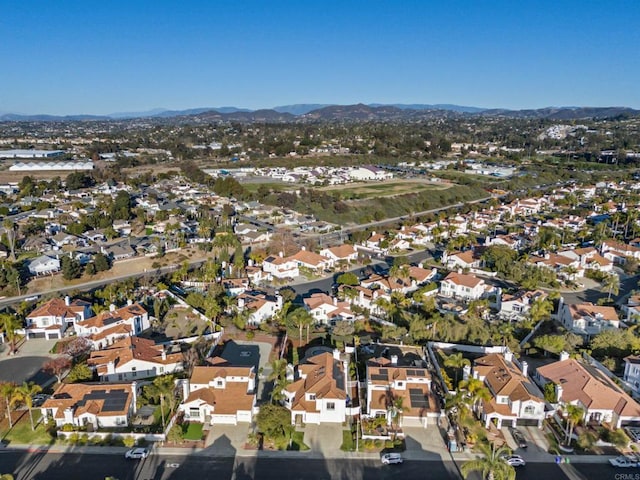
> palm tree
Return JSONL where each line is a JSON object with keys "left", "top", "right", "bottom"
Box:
{"left": 286, "top": 308, "right": 314, "bottom": 345}
{"left": 528, "top": 297, "right": 553, "bottom": 323}
{"left": 149, "top": 375, "right": 176, "bottom": 431}
{"left": 0, "top": 313, "right": 22, "bottom": 355}
{"left": 444, "top": 352, "right": 471, "bottom": 388}
{"left": 459, "top": 377, "right": 491, "bottom": 416}
{"left": 461, "top": 441, "right": 516, "bottom": 480}
{"left": 16, "top": 382, "right": 42, "bottom": 431}
{"left": 0, "top": 382, "right": 17, "bottom": 429}
{"left": 563, "top": 404, "right": 584, "bottom": 446}
{"left": 387, "top": 395, "right": 404, "bottom": 440}
{"left": 2, "top": 220, "right": 17, "bottom": 261}
{"left": 602, "top": 274, "right": 620, "bottom": 301}
{"left": 267, "top": 358, "right": 290, "bottom": 404}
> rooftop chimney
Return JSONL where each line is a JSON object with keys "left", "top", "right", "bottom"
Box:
{"left": 504, "top": 350, "right": 513, "bottom": 363}
{"left": 559, "top": 351, "right": 570, "bottom": 361}
{"left": 109, "top": 304, "right": 116, "bottom": 312}
{"left": 521, "top": 361, "right": 529, "bottom": 377}
{"left": 131, "top": 381, "right": 138, "bottom": 415}
{"left": 390, "top": 355, "right": 398, "bottom": 366}
{"left": 64, "top": 296, "right": 71, "bottom": 306}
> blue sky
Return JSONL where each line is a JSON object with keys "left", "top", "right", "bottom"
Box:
{"left": 1, "top": 0, "right": 639, "bottom": 115}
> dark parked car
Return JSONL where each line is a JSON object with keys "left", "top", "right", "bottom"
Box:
{"left": 509, "top": 427, "right": 528, "bottom": 448}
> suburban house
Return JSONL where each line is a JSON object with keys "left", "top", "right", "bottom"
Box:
{"left": 472, "top": 352, "right": 546, "bottom": 428}
{"left": 442, "top": 250, "right": 481, "bottom": 270}
{"left": 536, "top": 354, "right": 640, "bottom": 428}
{"left": 41, "top": 382, "right": 137, "bottom": 429}
{"left": 365, "top": 357, "right": 438, "bottom": 427}
{"left": 27, "top": 254, "right": 61, "bottom": 276}
{"left": 601, "top": 240, "right": 640, "bottom": 264}
{"left": 558, "top": 302, "right": 620, "bottom": 338}
{"left": 283, "top": 351, "right": 348, "bottom": 425}
{"left": 623, "top": 355, "right": 640, "bottom": 398}
{"left": 288, "top": 248, "right": 332, "bottom": 272}
{"left": 320, "top": 244, "right": 358, "bottom": 264}
{"left": 494, "top": 290, "right": 548, "bottom": 321}
{"left": 179, "top": 358, "right": 256, "bottom": 425}
{"left": 303, "top": 292, "right": 356, "bottom": 325}
{"left": 626, "top": 293, "right": 640, "bottom": 323}
{"left": 262, "top": 254, "right": 299, "bottom": 279}
{"left": 343, "top": 285, "right": 390, "bottom": 317}
{"left": 75, "top": 302, "right": 150, "bottom": 349}
{"left": 88, "top": 336, "right": 183, "bottom": 382}
{"left": 25, "top": 297, "right": 93, "bottom": 340}
{"left": 439, "top": 272, "right": 493, "bottom": 301}
{"left": 236, "top": 291, "right": 283, "bottom": 325}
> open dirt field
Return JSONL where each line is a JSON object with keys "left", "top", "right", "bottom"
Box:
{"left": 25, "top": 247, "right": 210, "bottom": 294}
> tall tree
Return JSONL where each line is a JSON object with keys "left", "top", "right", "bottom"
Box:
{"left": 0, "top": 382, "right": 17, "bottom": 429}
{"left": 3, "top": 220, "right": 17, "bottom": 261}
{"left": 444, "top": 352, "right": 471, "bottom": 388}
{"left": 602, "top": 274, "right": 620, "bottom": 301}
{"left": 17, "top": 382, "right": 42, "bottom": 431}
{"left": 564, "top": 404, "right": 584, "bottom": 446}
{"left": 461, "top": 441, "right": 516, "bottom": 480}
{"left": 0, "top": 313, "right": 21, "bottom": 354}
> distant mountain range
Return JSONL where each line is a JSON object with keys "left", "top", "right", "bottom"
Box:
{"left": 1, "top": 104, "right": 638, "bottom": 122}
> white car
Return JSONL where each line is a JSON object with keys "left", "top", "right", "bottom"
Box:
{"left": 125, "top": 448, "right": 149, "bottom": 459}
{"left": 381, "top": 453, "right": 403, "bottom": 465}
{"left": 502, "top": 455, "right": 526, "bottom": 467}
{"left": 609, "top": 456, "right": 638, "bottom": 468}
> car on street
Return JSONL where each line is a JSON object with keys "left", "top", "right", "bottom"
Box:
{"left": 509, "top": 427, "right": 528, "bottom": 448}
{"left": 609, "top": 455, "right": 638, "bottom": 468}
{"left": 502, "top": 455, "right": 526, "bottom": 467}
{"left": 381, "top": 453, "right": 403, "bottom": 465}
{"left": 125, "top": 448, "right": 149, "bottom": 459}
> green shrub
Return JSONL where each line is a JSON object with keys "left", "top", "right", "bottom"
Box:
{"left": 123, "top": 436, "right": 136, "bottom": 448}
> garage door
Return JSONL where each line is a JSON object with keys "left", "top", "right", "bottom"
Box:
{"left": 517, "top": 418, "right": 539, "bottom": 427}
{"left": 28, "top": 332, "right": 46, "bottom": 339}
{"left": 212, "top": 415, "right": 237, "bottom": 425}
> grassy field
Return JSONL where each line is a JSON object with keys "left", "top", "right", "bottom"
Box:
{"left": 1, "top": 411, "right": 55, "bottom": 445}
{"left": 320, "top": 179, "right": 450, "bottom": 200}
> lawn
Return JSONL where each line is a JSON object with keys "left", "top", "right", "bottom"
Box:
{"left": 1, "top": 411, "right": 55, "bottom": 445}
{"left": 288, "top": 431, "right": 309, "bottom": 451}
{"left": 320, "top": 180, "right": 449, "bottom": 200}
{"left": 183, "top": 422, "right": 204, "bottom": 441}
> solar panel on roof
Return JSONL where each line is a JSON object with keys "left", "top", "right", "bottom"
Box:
{"left": 409, "top": 388, "right": 429, "bottom": 408}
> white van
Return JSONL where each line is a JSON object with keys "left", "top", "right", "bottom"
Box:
{"left": 381, "top": 453, "right": 403, "bottom": 465}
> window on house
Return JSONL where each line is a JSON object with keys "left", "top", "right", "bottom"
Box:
{"left": 524, "top": 405, "right": 535, "bottom": 415}
{"left": 397, "top": 382, "right": 403, "bottom": 387}
{"left": 216, "top": 380, "right": 223, "bottom": 387}
{"left": 327, "top": 402, "right": 335, "bottom": 410}
{"left": 309, "top": 394, "right": 316, "bottom": 400}
{"left": 189, "top": 408, "right": 200, "bottom": 418}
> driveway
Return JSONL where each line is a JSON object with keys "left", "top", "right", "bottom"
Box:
{"left": 204, "top": 423, "right": 252, "bottom": 454}
{"left": 0, "top": 356, "right": 54, "bottom": 386}
{"left": 303, "top": 424, "right": 344, "bottom": 455}
{"left": 403, "top": 425, "right": 449, "bottom": 460}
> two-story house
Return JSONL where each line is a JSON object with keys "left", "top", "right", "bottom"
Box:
{"left": 319, "top": 244, "right": 358, "bottom": 264}
{"left": 179, "top": 358, "right": 256, "bottom": 425}
{"left": 303, "top": 293, "right": 356, "bottom": 325}
{"left": 283, "top": 351, "right": 348, "bottom": 425}
{"left": 495, "top": 290, "right": 548, "bottom": 321}
{"left": 536, "top": 353, "right": 640, "bottom": 429}
{"left": 262, "top": 254, "right": 299, "bottom": 279}
{"left": 236, "top": 291, "right": 283, "bottom": 325}
{"left": 27, "top": 254, "right": 61, "bottom": 276}
{"left": 472, "top": 352, "right": 546, "bottom": 428}
{"left": 88, "top": 336, "right": 183, "bottom": 382}
{"left": 365, "top": 357, "right": 438, "bottom": 428}
{"left": 25, "top": 297, "right": 92, "bottom": 340}
{"left": 439, "top": 272, "right": 491, "bottom": 301}
{"left": 559, "top": 302, "right": 619, "bottom": 338}
{"left": 75, "top": 302, "right": 150, "bottom": 349}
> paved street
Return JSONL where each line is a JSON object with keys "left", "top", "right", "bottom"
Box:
{"left": 0, "top": 449, "right": 625, "bottom": 480}
{"left": 0, "top": 451, "right": 459, "bottom": 480}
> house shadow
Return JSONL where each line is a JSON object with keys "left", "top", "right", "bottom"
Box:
{"left": 401, "top": 431, "right": 463, "bottom": 480}
{"left": 219, "top": 340, "right": 261, "bottom": 370}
